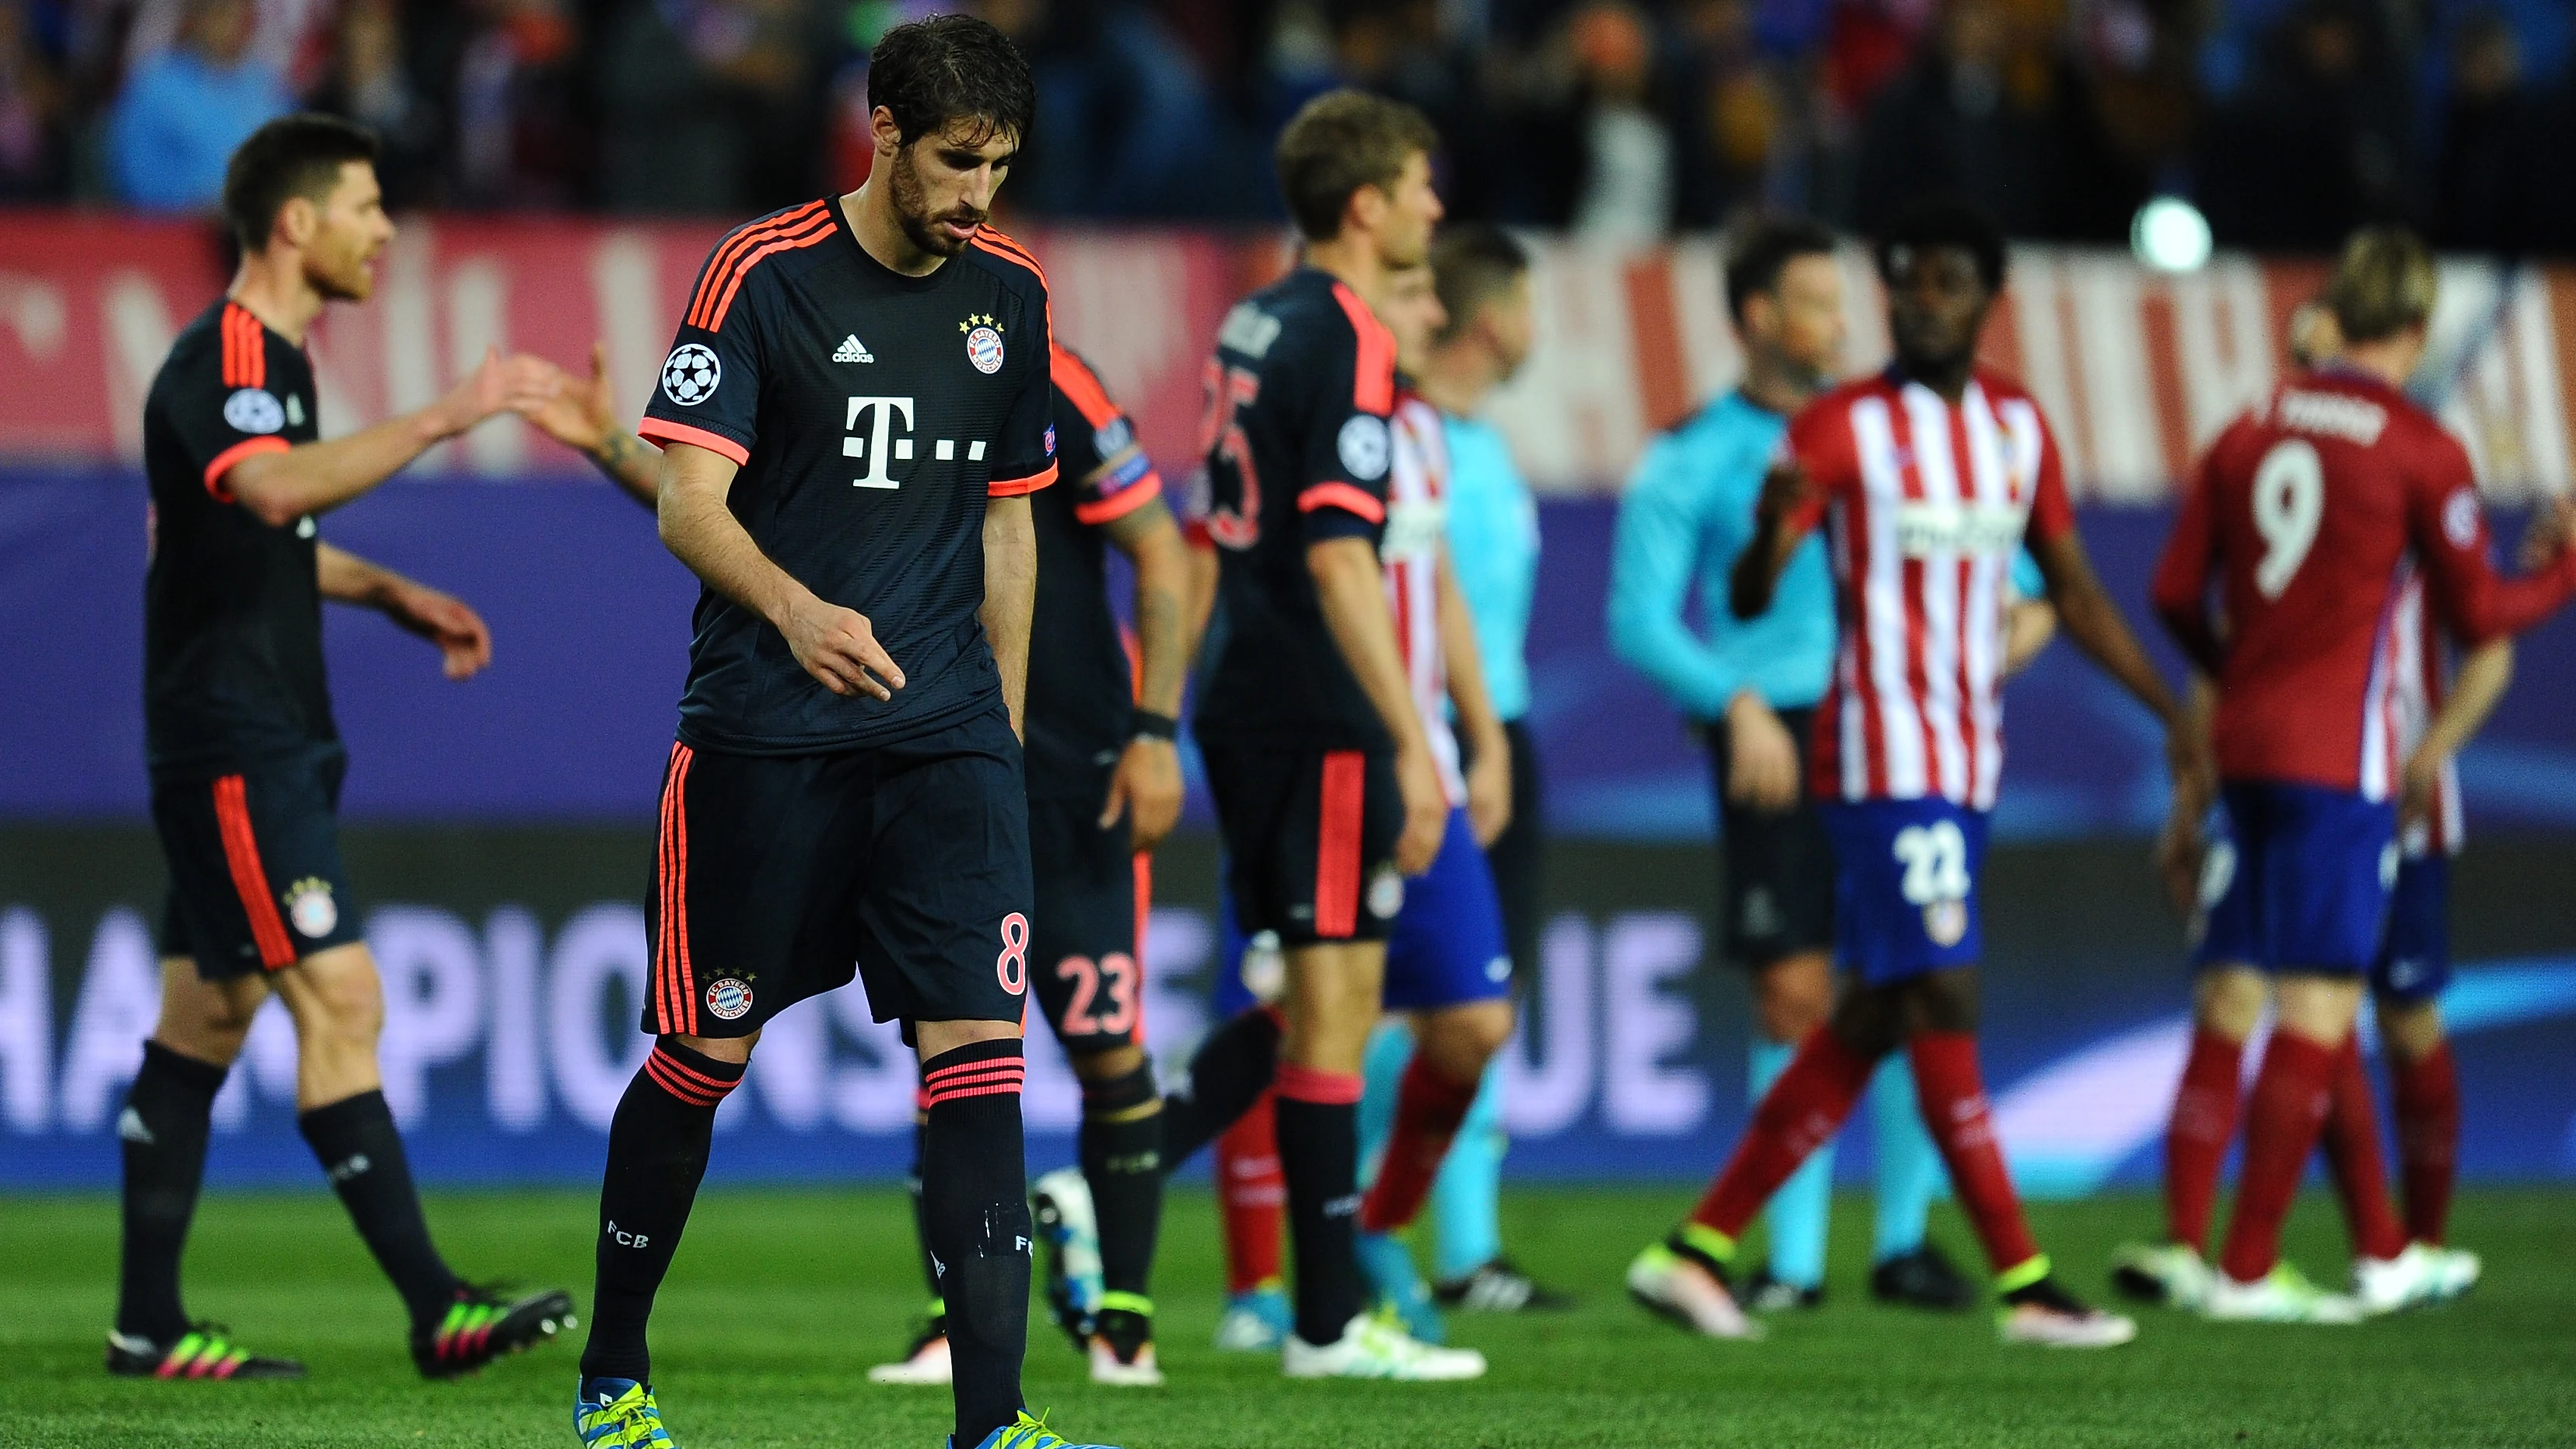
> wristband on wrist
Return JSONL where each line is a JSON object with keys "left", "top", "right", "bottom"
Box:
{"left": 1130, "top": 709, "right": 1178, "bottom": 742}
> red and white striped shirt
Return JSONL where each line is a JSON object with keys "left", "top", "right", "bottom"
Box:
{"left": 1385, "top": 392, "right": 1464, "bottom": 805}
{"left": 1782, "top": 370, "right": 2077, "bottom": 808}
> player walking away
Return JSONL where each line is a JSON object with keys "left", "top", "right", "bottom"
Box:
{"left": 1378, "top": 222, "right": 1573, "bottom": 1318}
{"left": 2113, "top": 295, "right": 2498, "bottom": 1319}
{"left": 1628, "top": 196, "right": 2190, "bottom": 1349}
{"left": 1612, "top": 218, "right": 2001, "bottom": 1317}
{"left": 866, "top": 341, "right": 1194, "bottom": 1391}
{"left": 2137, "top": 227, "right": 2576, "bottom": 1325}
{"left": 568, "top": 19, "right": 1115, "bottom": 1449}
{"left": 112, "top": 114, "right": 576, "bottom": 1385}
{"left": 1190, "top": 89, "right": 1485, "bottom": 1381}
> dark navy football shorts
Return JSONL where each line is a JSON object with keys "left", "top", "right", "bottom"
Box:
{"left": 1027, "top": 791, "right": 1148, "bottom": 1055}
{"left": 1209, "top": 807, "right": 1512, "bottom": 1017}
{"left": 1202, "top": 745, "right": 1405, "bottom": 947}
{"left": 152, "top": 740, "right": 363, "bottom": 981}
{"left": 2370, "top": 849, "right": 2451, "bottom": 1003}
{"left": 1707, "top": 706, "right": 1836, "bottom": 971}
{"left": 645, "top": 705, "right": 1033, "bottom": 1041}
{"left": 2194, "top": 781, "right": 2398, "bottom": 977}
{"left": 1821, "top": 796, "right": 1990, "bottom": 985}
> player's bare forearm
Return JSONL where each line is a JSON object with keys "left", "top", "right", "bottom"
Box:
{"left": 593, "top": 429, "right": 660, "bottom": 509}
{"left": 1308, "top": 536, "right": 1433, "bottom": 761}
{"left": 2036, "top": 532, "right": 2179, "bottom": 725}
{"left": 1180, "top": 536, "right": 1220, "bottom": 668}
{"left": 1436, "top": 551, "right": 1507, "bottom": 761}
{"left": 1728, "top": 519, "right": 1797, "bottom": 621}
{"left": 2001, "top": 599, "right": 2056, "bottom": 677}
{"left": 225, "top": 408, "right": 461, "bottom": 527}
{"left": 313, "top": 541, "right": 406, "bottom": 609}
{"left": 1105, "top": 496, "right": 1190, "bottom": 718}
{"left": 226, "top": 348, "right": 548, "bottom": 527}
{"left": 656, "top": 443, "right": 799, "bottom": 619}
{"left": 2420, "top": 637, "right": 2513, "bottom": 763}
{"left": 981, "top": 495, "right": 1037, "bottom": 740}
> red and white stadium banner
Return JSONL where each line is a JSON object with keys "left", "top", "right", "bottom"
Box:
{"left": 0, "top": 213, "right": 2565, "bottom": 500}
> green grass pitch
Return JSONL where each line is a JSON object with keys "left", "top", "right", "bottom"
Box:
{"left": 4, "top": 1185, "right": 2571, "bottom": 1447}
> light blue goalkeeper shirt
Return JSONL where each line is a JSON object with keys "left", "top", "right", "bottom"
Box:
{"left": 1442, "top": 412, "right": 1539, "bottom": 723}
{"left": 1608, "top": 391, "right": 1834, "bottom": 718}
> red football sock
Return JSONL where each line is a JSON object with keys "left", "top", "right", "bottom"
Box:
{"left": 2319, "top": 1035, "right": 2406, "bottom": 1261}
{"left": 1360, "top": 1055, "right": 1482, "bottom": 1234}
{"left": 2163, "top": 1027, "right": 2243, "bottom": 1255}
{"left": 2218, "top": 1031, "right": 2339, "bottom": 1284}
{"left": 1687, "top": 1028, "right": 1875, "bottom": 1242}
{"left": 2390, "top": 1041, "right": 2460, "bottom": 1246}
{"left": 1215, "top": 1090, "right": 1285, "bottom": 1294}
{"left": 1909, "top": 1031, "right": 2041, "bottom": 1276}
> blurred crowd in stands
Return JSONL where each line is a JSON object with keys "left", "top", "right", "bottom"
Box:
{"left": 3, "top": 0, "right": 2571, "bottom": 252}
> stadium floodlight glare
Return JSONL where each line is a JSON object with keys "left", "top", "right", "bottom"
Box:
{"left": 2131, "top": 196, "right": 2213, "bottom": 274}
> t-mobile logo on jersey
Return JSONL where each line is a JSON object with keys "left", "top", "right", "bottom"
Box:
{"left": 844, "top": 395, "right": 989, "bottom": 490}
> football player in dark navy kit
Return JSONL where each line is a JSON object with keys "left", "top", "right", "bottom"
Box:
{"left": 569, "top": 19, "right": 1118, "bottom": 1449}
{"left": 870, "top": 343, "right": 1192, "bottom": 1391}
{"left": 111, "top": 115, "right": 576, "bottom": 1384}
{"left": 1190, "top": 89, "right": 1486, "bottom": 1381}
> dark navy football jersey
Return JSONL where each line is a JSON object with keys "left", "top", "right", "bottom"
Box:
{"left": 1025, "top": 344, "right": 1164, "bottom": 800}
{"left": 142, "top": 299, "right": 334, "bottom": 776}
{"left": 639, "top": 198, "right": 1058, "bottom": 754}
{"left": 1192, "top": 266, "right": 1398, "bottom": 751}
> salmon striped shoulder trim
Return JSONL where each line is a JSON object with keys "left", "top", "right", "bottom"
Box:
{"left": 220, "top": 303, "right": 267, "bottom": 390}
{"left": 969, "top": 226, "right": 1048, "bottom": 289}
{"left": 1328, "top": 282, "right": 1396, "bottom": 415}
{"left": 1048, "top": 343, "right": 1122, "bottom": 429}
{"left": 685, "top": 201, "right": 835, "bottom": 334}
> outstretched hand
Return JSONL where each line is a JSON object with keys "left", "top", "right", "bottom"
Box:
{"left": 383, "top": 579, "right": 492, "bottom": 681}
{"left": 524, "top": 342, "right": 620, "bottom": 457}
{"left": 438, "top": 346, "right": 558, "bottom": 439}
{"left": 2518, "top": 495, "right": 2576, "bottom": 571}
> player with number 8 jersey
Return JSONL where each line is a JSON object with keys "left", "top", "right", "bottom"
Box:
{"left": 570, "top": 19, "right": 1125, "bottom": 1449}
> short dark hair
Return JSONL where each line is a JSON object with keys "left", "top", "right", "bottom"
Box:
{"left": 1874, "top": 194, "right": 2008, "bottom": 295}
{"left": 1430, "top": 224, "right": 1528, "bottom": 345}
{"left": 1724, "top": 216, "right": 1839, "bottom": 324}
{"left": 2326, "top": 225, "right": 2436, "bottom": 344}
{"left": 867, "top": 13, "right": 1037, "bottom": 150}
{"left": 221, "top": 114, "right": 379, "bottom": 252}
{"left": 1275, "top": 89, "right": 1441, "bottom": 242}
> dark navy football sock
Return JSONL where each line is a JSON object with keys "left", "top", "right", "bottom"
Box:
{"left": 1160, "top": 1007, "right": 1280, "bottom": 1169}
{"left": 921, "top": 1038, "right": 1031, "bottom": 1448}
{"left": 116, "top": 1041, "right": 227, "bottom": 1342}
{"left": 298, "top": 1088, "right": 462, "bottom": 1332}
{"left": 1273, "top": 1065, "right": 1367, "bottom": 1346}
{"left": 1078, "top": 1057, "right": 1164, "bottom": 1308}
{"left": 579, "top": 1040, "right": 744, "bottom": 1383}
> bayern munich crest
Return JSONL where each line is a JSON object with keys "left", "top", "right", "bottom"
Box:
{"left": 965, "top": 325, "right": 1005, "bottom": 374}
{"left": 661, "top": 344, "right": 721, "bottom": 406}
{"left": 705, "top": 977, "right": 754, "bottom": 1021}
{"left": 1367, "top": 865, "right": 1405, "bottom": 921}
{"left": 283, "top": 877, "right": 338, "bottom": 940}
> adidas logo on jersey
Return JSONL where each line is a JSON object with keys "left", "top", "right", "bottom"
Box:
{"left": 833, "top": 335, "right": 874, "bottom": 363}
